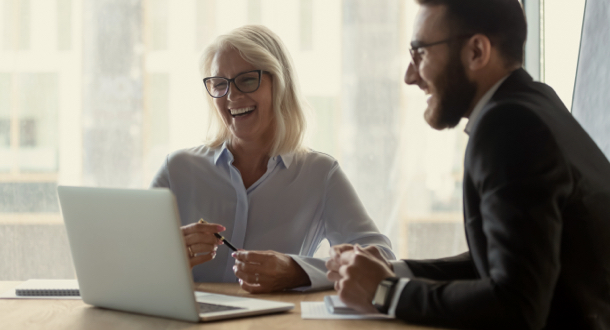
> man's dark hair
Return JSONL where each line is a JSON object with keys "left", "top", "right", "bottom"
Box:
{"left": 416, "top": 0, "right": 527, "bottom": 66}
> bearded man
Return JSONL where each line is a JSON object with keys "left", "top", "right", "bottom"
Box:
{"left": 326, "top": 0, "right": 610, "bottom": 329}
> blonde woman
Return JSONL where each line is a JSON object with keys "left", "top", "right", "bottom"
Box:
{"left": 151, "top": 25, "right": 394, "bottom": 293}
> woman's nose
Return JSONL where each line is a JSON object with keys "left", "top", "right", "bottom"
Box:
{"left": 226, "top": 82, "right": 244, "bottom": 101}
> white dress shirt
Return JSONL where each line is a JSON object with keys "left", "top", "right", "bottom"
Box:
{"left": 151, "top": 143, "right": 395, "bottom": 290}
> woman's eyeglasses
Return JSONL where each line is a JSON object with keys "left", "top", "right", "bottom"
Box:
{"left": 203, "top": 70, "right": 269, "bottom": 98}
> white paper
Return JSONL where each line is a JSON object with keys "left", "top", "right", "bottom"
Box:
{"left": 0, "top": 279, "right": 81, "bottom": 300}
{"left": 301, "top": 302, "right": 393, "bottom": 320}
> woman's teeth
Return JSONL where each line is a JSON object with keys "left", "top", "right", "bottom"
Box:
{"left": 230, "top": 106, "right": 255, "bottom": 116}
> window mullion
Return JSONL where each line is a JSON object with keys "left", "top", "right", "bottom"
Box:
{"left": 523, "top": 0, "right": 543, "bottom": 81}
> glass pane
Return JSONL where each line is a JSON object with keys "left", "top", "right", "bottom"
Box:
{"left": 146, "top": 0, "right": 168, "bottom": 50}
{"left": 248, "top": 0, "right": 262, "bottom": 24}
{"left": 195, "top": 0, "right": 216, "bottom": 51}
{"left": 18, "top": 73, "right": 59, "bottom": 172}
{"left": 0, "top": 73, "right": 10, "bottom": 172}
{"left": 2, "top": 0, "right": 31, "bottom": 50}
{"left": 144, "top": 73, "right": 170, "bottom": 181}
{"left": 542, "top": 0, "right": 586, "bottom": 108}
{"left": 57, "top": 0, "right": 72, "bottom": 50}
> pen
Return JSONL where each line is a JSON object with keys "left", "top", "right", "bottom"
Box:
{"left": 198, "top": 219, "right": 238, "bottom": 252}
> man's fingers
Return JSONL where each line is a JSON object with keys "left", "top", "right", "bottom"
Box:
{"left": 338, "top": 264, "right": 350, "bottom": 278}
{"left": 338, "top": 249, "right": 357, "bottom": 266}
{"left": 182, "top": 223, "right": 226, "bottom": 235}
{"left": 325, "top": 258, "right": 341, "bottom": 272}
{"left": 329, "top": 244, "right": 354, "bottom": 259}
{"left": 337, "top": 280, "right": 379, "bottom": 314}
{"left": 326, "top": 270, "right": 342, "bottom": 282}
{"left": 363, "top": 245, "right": 383, "bottom": 259}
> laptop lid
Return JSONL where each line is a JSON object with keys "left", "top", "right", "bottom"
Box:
{"left": 58, "top": 186, "right": 201, "bottom": 322}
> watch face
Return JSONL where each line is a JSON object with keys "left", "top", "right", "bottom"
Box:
{"left": 373, "top": 285, "right": 388, "bottom": 304}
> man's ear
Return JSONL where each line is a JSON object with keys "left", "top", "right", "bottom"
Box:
{"left": 463, "top": 34, "right": 492, "bottom": 71}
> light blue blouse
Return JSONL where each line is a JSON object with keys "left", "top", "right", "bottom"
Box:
{"left": 150, "top": 143, "right": 395, "bottom": 290}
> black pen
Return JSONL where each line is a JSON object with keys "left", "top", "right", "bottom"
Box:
{"left": 198, "top": 219, "right": 238, "bottom": 252}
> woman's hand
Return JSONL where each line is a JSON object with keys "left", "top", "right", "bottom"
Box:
{"left": 181, "top": 222, "right": 225, "bottom": 268}
{"left": 232, "top": 250, "right": 311, "bottom": 293}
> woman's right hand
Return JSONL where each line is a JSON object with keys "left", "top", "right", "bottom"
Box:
{"left": 181, "top": 221, "right": 226, "bottom": 268}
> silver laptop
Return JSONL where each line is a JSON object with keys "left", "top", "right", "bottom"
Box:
{"left": 57, "top": 186, "right": 294, "bottom": 322}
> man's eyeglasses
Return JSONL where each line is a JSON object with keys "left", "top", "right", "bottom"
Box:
{"left": 203, "top": 70, "right": 269, "bottom": 98}
{"left": 409, "top": 34, "right": 474, "bottom": 67}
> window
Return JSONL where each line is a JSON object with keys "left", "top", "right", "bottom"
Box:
{"left": 299, "top": 0, "right": 313, "bottom": 51}
{"left": 541, "top": 0, "right": 586, "bottom": 108}
{"left": 0, "top": 0, "right": 590, "bottom": 280}
{"left": 57, "top": 0, "right": 72, "bottom": 50}
{"left": 195, "top": 0, "right": 216, "bottom": 51}
{"left": 2, "top": 0, "right": 30, "bottom": 50}
{"left": 144, "top": 0, "right": 168, "bottom": 51}
{"left": 248, "top": 0, "right": 262, "bottom": 25}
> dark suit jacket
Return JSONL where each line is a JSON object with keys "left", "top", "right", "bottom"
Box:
{"left": 395, "top": 69, "right": 610, "bottom": 330}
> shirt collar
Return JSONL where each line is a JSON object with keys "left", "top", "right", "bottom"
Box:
{"left": 276, "top": 153, "right": 293, "bottom": 169}
{"left": 213, "top": 141, "right": 232, "bottom": 165}
{"left": 213, "top": 141, "right": 294, "bottom": 169}
{"left": 464, "top": 74, "right": 510, "bottom": 135}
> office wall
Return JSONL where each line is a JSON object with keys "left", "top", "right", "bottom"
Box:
{"left": 572, "top": 0, "right": 610, "bottom": 159}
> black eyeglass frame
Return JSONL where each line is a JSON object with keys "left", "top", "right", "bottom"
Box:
{"left": 203, "top": 69, "right": 270, "bottom": 98}
{"left": 409, "top": 34, "right": 475, "bottom": 66}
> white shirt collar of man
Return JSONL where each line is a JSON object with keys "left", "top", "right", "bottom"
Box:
{"left": 464, "top": 74, "right": 511, "bottom": 135}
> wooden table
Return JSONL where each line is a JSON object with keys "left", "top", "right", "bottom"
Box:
{"left": 0, "top": 281, "right": 449, "bottom": 330}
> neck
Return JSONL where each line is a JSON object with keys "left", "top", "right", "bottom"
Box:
{"left": 229, "top": 138, "right": 273, "bottom": 172}
{"left": 465, "top": 64, "right": 520, "bottom": 118}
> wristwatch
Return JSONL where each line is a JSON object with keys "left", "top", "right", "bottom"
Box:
{"left": 372, "top": 277, "right": 400, "bottom": 314}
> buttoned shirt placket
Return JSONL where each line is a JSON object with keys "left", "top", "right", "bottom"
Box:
{"left": 222, "top": 153, "right": 282, "bottom": 282}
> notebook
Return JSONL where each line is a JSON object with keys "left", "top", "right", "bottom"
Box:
{"left": 15, "top": 279, "right": 79, "bottom": 297}
{"left": 57, "top": 186, "right": 294, "bottom": 322}
{"left": 0, "top": 279, "right": 81, "bottom": 300}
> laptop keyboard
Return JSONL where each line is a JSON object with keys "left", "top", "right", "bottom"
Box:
{"left": 198, "top": 302, "right": 245, "bottom": 314}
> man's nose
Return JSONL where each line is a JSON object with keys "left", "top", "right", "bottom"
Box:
{"left": 404, "top": 62, "right": 419, "bottom": 85}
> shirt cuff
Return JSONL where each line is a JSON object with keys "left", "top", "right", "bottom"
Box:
{"left": 288, "top": 255, "right": 334, "bottom": 291}
{"left": 391, "top": 260, "right": 414, "bottom": 278}
{"left": 388, "top": 278, "right": 410, "bottom": 317}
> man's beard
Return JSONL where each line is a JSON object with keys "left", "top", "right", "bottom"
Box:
{"left": 424, "top": 48, "right": 477, "bottom": 130}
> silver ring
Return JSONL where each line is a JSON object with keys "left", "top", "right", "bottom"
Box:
{"left": 188, "top": 246, "right": 194, "bottom": 258}
{"left": 255, "top": 273, "right": 259, "bottom": 284}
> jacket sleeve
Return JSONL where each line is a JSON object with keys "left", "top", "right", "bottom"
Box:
{"left": 394, "top": 105, "right": 572, "bottom": 330}
{"left": 403, "top": 251, "right": 477, "bottom": 281}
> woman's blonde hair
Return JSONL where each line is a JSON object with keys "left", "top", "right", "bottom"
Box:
{"left": 199, "top": 25, "right": 308, "bottom": 156}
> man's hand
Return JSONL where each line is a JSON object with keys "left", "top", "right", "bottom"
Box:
{"left": 232, "top": 250, "right": 311, "bottom": 293}
{"left": 326, "top": 244, "right": 393, "bottom": 289}
{"left": 326, "top": 244, "right": 395, "bottom": 313}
